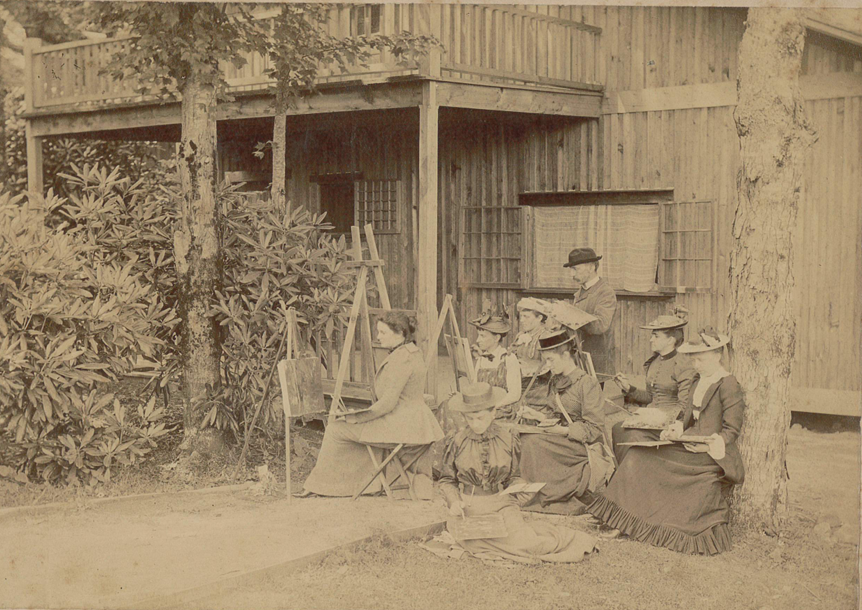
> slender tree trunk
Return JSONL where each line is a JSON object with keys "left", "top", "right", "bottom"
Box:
{"left": 730, "top": 8, "right": 816, "bottom": 534}
{"left": 271, "top": 91, "right": 287, "bottom": 211}
{"left": 174, "top": 67, "right": 225, "bottom": 459}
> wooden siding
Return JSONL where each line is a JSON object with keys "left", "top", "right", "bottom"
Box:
{"left": 218, "top": 114, "right": 418, "bottom": 312}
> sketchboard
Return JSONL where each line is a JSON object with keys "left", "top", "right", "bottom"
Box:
{"left": 499, "top": 482, "right": 546, "bottom": 495}
{"left": 448, "top": 513, "right": 508, "bottom": 541}
{"left": 277, "top": 358, "right": 325, "bottom": 417}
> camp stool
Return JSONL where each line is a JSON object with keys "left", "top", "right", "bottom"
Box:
{"left": 351, "top": 443, "right": 433, "bottom": 502}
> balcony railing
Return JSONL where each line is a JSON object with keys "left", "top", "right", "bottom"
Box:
{"left": 24, "top": 4, "right": 602, "bottom": 114}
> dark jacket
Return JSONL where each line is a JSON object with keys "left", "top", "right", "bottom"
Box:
{"left": 574, "top": 277, "right": 617, "bottom": 376}
{"left": 682, "top": 374, "right": 746, "bottom": 485}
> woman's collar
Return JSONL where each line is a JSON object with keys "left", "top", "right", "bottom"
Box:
{"left": 465, "top": 422, "right": 501, "bottom": 441}
{"left": 659, "top": 348, "right": 678, "bottom": 360}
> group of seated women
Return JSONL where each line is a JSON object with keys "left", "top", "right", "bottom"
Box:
{"left": 295, "top": 302, "right": 746, "bottom": 562}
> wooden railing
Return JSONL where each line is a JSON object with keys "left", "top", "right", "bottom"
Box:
{"left": 24, "top": 4, "right": 602, "bottom": 113}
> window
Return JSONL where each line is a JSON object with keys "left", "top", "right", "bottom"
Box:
{"left": 318, "top": 181, "right": 355, "bottom": 235}
{"left": 355, "top": 180, "right": 399, "bottom": 234}
{"left": 530, "top": 204, "right": 660, "bottom": 293}
{"left": 461, "top": 206, "right": 523, "bottom": 288}
{"left": 353, "top": 5, "right": 381, "bottom": 36}
{"left": 520, "top": 190, "right": 676, "bottom": 294}
{"left": 659, "top": 200, "right": 714, "bottom": 291}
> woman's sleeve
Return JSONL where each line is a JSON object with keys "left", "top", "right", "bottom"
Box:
{"left": 558, "top": 377, "right": 604, "bottom": 444}
{"left": 625, "top": 384, "right": 653, "bottom": 405}
{"left": 354, "top": 355, "right": 412, "bottom": 423}
{"left": 674, "top": 359, "right": 696, "bottom": 413}
{"left": 438, "top": 436, "right": 461, "bottom": 506}
{"left": 502, "top": 354, "right": 523, "bottom": 406}
{"left": 719, "top": 378, "right": 745, "bottom": 446}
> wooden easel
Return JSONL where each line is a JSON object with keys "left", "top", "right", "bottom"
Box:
{"left": 426, "top": 294, "right": 476, "bottom": 391}
{"left": 328, "top": 224, "right": 420, "bottom": 501}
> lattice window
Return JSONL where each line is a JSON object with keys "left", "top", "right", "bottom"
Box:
{"left": 461, "top": 206, "right": 523, "bottom": 288}
{"left": 354, "top": 180, "right": 399, "bottom": 234}
{"left": 659, "top": 201, "right": 714, "bottom": 291}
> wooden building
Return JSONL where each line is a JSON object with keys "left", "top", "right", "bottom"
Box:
{"left": 21, "top": 6, "right": 862, "bottom": 415}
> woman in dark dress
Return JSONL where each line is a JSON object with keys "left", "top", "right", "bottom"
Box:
{"left": 438, "top": 380, "right": 597, "bottom": 564}
{"left": 611, "top": 310, "right": 696, "bottom": 463}
{"left": 516, "top": 329, "right": 615, "bottom": 510}
{"left": 587, "top": 328, "right": 745, "bottom": 555}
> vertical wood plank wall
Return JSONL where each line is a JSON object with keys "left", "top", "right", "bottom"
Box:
{"left": 219, "top": 114, "right": 419, "bottom": 311}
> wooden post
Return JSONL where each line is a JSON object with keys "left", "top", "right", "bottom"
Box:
{"left": 418, "top": 81, "right": 439, "bottom": 396}
{"left": 25, "top": 123, "right": 43, "bottom": 195}
{"left": 285, "top": 310, "right": 294, "bottom": 502}
{"left": 417, "top": 6, "right": 442, "bottom": 78}
{"left": 23, "top": 38, "right": 44, "bottom": 196}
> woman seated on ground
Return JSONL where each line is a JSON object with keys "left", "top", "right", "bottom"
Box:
{"left": 515, "top": 329, "right": 615, "bottom": 511}
{"left": 297, "top": 312, "right": 444, "bottom": 498}
{"left": 438, "top": 380, "right": 597, "bottom": 564}
{"left": 470, "top": 309, "right": 521, "bottom": 420}
{"left": 587, "top": 328, "right": 745, "bottom": 555}
{"left": 511, "top": 298, "right": 552, "bottom": 406}
{"left": 611, "top": 309, "right": 696, "bottom": 464}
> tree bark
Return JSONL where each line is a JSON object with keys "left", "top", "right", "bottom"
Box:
{"left": 174, "top": 67, "right": 225, "bottom": 459}
{"left": 730, "top": 8, "right": 816, "bottom": 534}
{"left": 271, "top": 92, "right": 287, "bottom": 211}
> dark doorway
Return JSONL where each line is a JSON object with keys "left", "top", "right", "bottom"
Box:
{"left": 319, "top": 181, "right": 355, "bottom": 235}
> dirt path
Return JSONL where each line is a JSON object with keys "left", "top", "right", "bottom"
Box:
{"left": 187, "top": 427, "right": 859, "bottom": 610}
{"left": 0, "top": 492, "right": 444, "bottom": 609}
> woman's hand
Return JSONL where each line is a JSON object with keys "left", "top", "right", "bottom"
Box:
{"left": 518, "top": 406, "right": 545, "bottom": 422}
{"left": 660, "top": 421, "right": 684, "bottom": 441}
{"left": 448, "top": 500, "right": 467, "bottom": 517}
{"left": 683, "top": 441, "right": 709, "bottom": 453}
{"left": 343, "top": 413, "right": 360, "bottom": 425}
{"left": 613, "top": 373, "right": 632, "bottom": 393}
{"left": 548, "top": 425, "right": 570, "bottom": 436}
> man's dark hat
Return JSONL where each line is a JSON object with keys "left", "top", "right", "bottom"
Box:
{"left": 563, "top": 247, "right": 602, "bottom": 268}
{"left": 537, "top": 328, "right": 576, "bottom": 351}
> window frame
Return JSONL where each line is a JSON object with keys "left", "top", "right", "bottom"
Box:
{"left": 518, "top": 189, "right": 676, "bottom": 296}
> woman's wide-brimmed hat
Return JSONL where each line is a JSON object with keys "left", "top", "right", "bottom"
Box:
{"left": 678, "top": 327, "right": 730, "bottom": 354}
{"left": 469, "top": 303, "right": 511, "bottom": 335}
{"left": 537, "top": 328, "right": 576, "bottom": 351}
{"left": 563, "top": 247, "right": 602, "bottom": 268}
{"left": 449, "top": 380, "right": 507, "bottom": 413}
{"left": 516, "top": 297, "right": 550, "bottom": 316}
{"left": 641, "top": 305, "right": 689, "bottom": 331}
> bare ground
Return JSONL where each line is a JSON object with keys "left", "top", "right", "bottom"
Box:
{"left": 188, "top": 425, "right": 860, "bottom": 610}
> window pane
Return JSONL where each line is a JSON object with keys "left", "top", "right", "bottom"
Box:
{"left": 533, "top": 204, "right": 659, "bottom": 292}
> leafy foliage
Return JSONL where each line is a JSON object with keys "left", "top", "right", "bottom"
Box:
{"left": 211, "top": 193, "right": 355, "bottom": 434}
{"left": 1, "top": 88, "right": 174, "bottom": 198}
{"left": 0, "top": 187, "right": 175, "bottom": 484}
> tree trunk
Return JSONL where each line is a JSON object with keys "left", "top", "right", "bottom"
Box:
{"left": 730, "top": 8, "right": 816, "bottom": 534}
{"left": 271, "top": 92, "right": 287, "bottom": 211}
{"left": 174, "top": 67, "right": 225, "bottom": 460}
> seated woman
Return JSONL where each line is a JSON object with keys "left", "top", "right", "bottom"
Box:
{"left": 611, "top": 309, "right": 695, "bottom": 464}
{"left": 298, "top": 312, "right": 444, "bottom": 498}
{"left": 587, "top": 328, "right": 745, "bottom": 555}
{"left": 470, "top": 310, "right": 521, "bottom": 420}
{"left": 511, "top": 298, "right": 552, "bottom": 405}
{"left": 516, "top": 329, "right": 614, "bottom": 511}
{"left": 438, "top": 380, "right": 597, "bottom": 564}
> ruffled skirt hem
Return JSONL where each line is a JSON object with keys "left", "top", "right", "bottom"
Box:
{"left": 587, "top": 495, "right": 732, "bottom": 556}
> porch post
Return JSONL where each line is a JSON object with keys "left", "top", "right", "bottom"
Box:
{"left": 418, "top": 81, "right": 439, "bottom": 396}
{"left": 25, "top": 124, "right": 44, "bottom": 195}
{"left": 23, "top": 37, "right": 44, "bottom": 195}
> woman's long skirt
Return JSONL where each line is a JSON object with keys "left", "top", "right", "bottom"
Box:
{"left": 587, "top": 444, "right": 733, "bottom": 555}
{"left": 518, "top": 434, "right": 593, "bottom": 507}
{"left": 303, "top": 421, "right": 430, "bottom": 497}
{"left": 450, "top": 494, "right": 596, "bottom": 564}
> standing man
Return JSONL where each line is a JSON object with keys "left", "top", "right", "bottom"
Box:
{"left": 564, "top": 247, "right": 617, "bottom": 377}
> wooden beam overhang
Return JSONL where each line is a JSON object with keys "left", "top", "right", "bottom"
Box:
{"left": 435, "top": 80, "right": 603, "bottom": 118}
